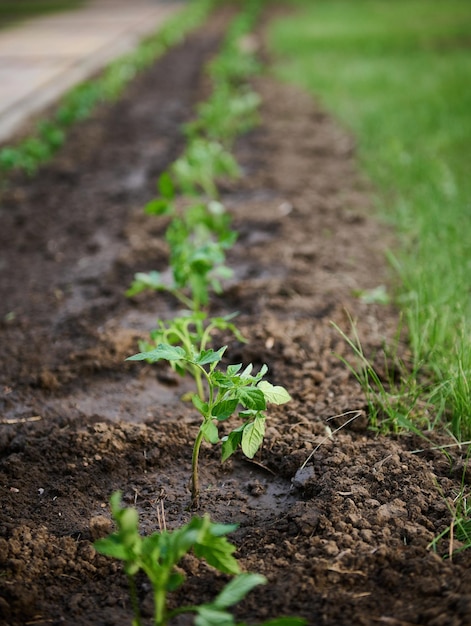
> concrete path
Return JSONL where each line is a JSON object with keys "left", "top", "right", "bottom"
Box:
{"left": 0, "top": 0, "right": 185, "bottom": 143}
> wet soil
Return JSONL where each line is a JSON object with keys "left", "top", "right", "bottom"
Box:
{"left": 1, "top": 6, "right": 471, "bottom": 626}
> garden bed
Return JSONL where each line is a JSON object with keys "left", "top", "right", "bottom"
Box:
{"left": 1, "top": 6, "right": 470, "bottom": 626}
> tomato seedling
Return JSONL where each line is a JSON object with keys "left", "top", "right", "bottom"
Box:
{"left": 127, "top": 344, "right": 290, "bottom": 508}
{"left": 129, "top": 179, "right": 237, "bottom": 311}
{"left": 136, "top": 311, "right": 245, "bottom": 400}
{"left": 95, "top": 492, "right": 306, "bottom": 626}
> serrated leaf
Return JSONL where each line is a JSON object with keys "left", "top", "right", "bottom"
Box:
{"left": 194, "top": 534, "right": 240, "bottom": 575}
{"left": 221, "top": 429, "right": 243, "bottom": 462}
{"left": 201, "top": 420, "right": 219, "bottom": 444}
{"left": 240, "top": 363, "right": 253, "bottom": 378}
{"left": 94, "top": 536, "right": 129, "bottom": 560}
{"left": 212, "top": 398, "right": 238, "bottom": 421}
{"left": 192, "top": 395, "right": 209, "bottom": 415}
{"left": 126, "top": 343, "right": 186, "bottom": 363}
{"left": 214, "top": 573, "right": 267, "bottom": 609}
{"left": 194, "top": 346, "right": 227, "bottom": 366}
{"left": 241, "top": 416, "right": 265, "bottom": 459}
{"left": 226, "top": 363, "right": 242, "bottom": 376}
{"left": 238, "top": 387, "right": 266, "bottom": 411}
{"left": 257, "top": 381, "right": 292, "bottom": 405}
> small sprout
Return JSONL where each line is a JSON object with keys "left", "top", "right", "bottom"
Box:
{"left": 128, "top": 344, "right": 290, "bottom": 508}
{"left": 95, "top": 493, "right": 306, "bottom": 626}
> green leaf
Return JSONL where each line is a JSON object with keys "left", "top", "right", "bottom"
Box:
{"left": 354, "top": 285, "right": 389, "bottom": 305}
{"left": 194, "top": 346, "right": 227, "bottom": 366}
{"left": 241, "top": 416, "right": 265, "bottom": 458}
{"left": 201, "top": 420, "right": 219, "bottom": 444}
{"left": 192, "top": 395, "right": 209, "bottom": 415}
{"left": 158, "top": 171, "right": 175, "bottom": 199}
{"left": 226, "top": 363, "right": 242, "bottom": 376}
{"left": 145, "top": 198, "right": 172, "bottom": 215}
{"left": 94, "top": 536, "right": 129, "bottom": 560}
{"left": 194, "top": 606, "right": 235, "bottom": 626}
{"left": 257, "top": 381, "right": 292, "bottom": 405}
{"left": 254, "top": 363, "right": 268, "bottom": 380}
{"left": 118, "top": 507, "right": 140, "bottom": 536}
{"left": 221, "top": 429, "right": 243, "bottom": 462}
{"left": 238, "top": 387, "right": 266, "bottom": 411}
{"left": 206, "top": 522, "right": 238, "bottom": 537}
{"left": 126, "top": 270, "right": 165, "bottom": 296}
{"left": 240, "top": 363, "right": 253, "bottom": 378}
{"left": 126, "top": 343, "right": 186, "bottom": 363}
{"left": 167, "top": 571, "right": 185, "bottom": 592}
{"left": 214, "top": 573, "right": 267, "bottom": 609}
{"left": 194, "top": 535, "right": 240, "bottom": 575}
{"left": 109, "top": 490, "right": 124, "bottom": 516}
{"left": 212, "top": 398, "right": 238, "bottom": 421}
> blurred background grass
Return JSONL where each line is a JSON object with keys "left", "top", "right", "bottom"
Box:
{"left": 268, "top": 0, "right": 471, "bottom": 439}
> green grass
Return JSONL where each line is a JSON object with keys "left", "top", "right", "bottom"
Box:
{"left": 268, "top": 0, "right": 471, "bottom": 439}
{"left": 0, "top": 1, "right": 84, "bottom": 27}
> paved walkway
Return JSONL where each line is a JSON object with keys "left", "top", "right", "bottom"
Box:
{"left": 0, "top": 0, "right": 185, "bottom": 143}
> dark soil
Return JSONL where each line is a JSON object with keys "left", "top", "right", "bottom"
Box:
{"left": 1, "top": 6, "right": 471, "bottom": 626}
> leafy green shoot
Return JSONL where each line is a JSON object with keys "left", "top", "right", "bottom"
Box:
{"left": 171, "top": 139, "right": 240, "bottom": 199}
{"left": 184, "top": 85, "right": 261, "bottom": 147}
{"left": 137, "top": 311, "right": 246, "bottom": 401}
{"left": 128, "top": 188, "right": 237, "bottom": 312}
{"left": 95, "top": 493, "right": 306, "bottom": 626}
{"left": 127, "top": 345, "right": 290, "bottom": 508}
{"left": 126, "top": 232, "right": 233, "bottom": 311}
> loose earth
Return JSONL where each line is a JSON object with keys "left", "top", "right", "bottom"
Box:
{"left": 0, "top": 7, "right": 470, "bottom": 626}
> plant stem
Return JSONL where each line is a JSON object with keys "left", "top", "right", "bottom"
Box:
{"left": 154, "top": 585, "right": 167, "bottom": 626}
{"left": 194, "top": 366, "right": 205, "bottom": 401}
{"left": 191, "top": 427, "right": 204, "bottom": 508}
{"left": 127, "top": 574, "right": 143, "bottom": 626}
{"left": 173, "top": 288, "right": 197, "bottom": 311}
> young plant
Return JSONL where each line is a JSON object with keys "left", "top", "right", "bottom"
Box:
{"left": 126, "top": 235, "right": 233, "bottom": 312}
{"left": 128, "top": 177, "right": 237, "bottom": 311}
{"left": 184, "top": 86, "right": 261, "bottom": 147}
{"left": 136, "top": 311, "right": 246, "bottom": 401}
{"left": 127, "top": 345, "right": 290, "bottom": 507}
{"left": 170, "top": 138, "right": 240, "bottom": 199}
{"left": 208, "top": 45, "right": 261, "bottom": 89}
{"left": 95, "top": 492, "right": 306, "bottom": 626}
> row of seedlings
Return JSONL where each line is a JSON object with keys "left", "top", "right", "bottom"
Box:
{"left": 95, "top": 3, "right": 304, "bottom": 626}
{"left": 125, "top": 0, "right": 284, "bottom": 509}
